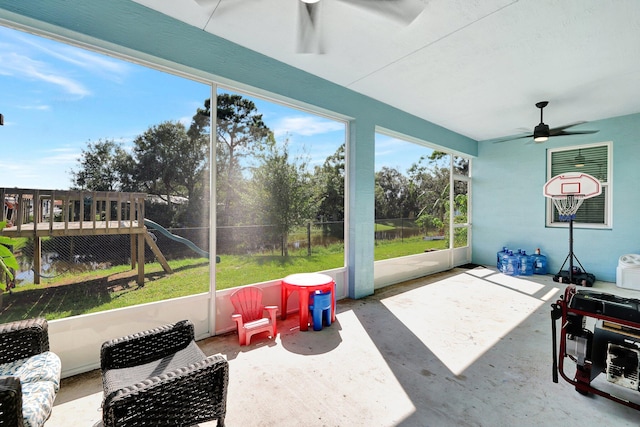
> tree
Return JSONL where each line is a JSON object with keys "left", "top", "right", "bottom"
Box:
{"left": 210, "top": 94, "right": 271, "bottom": 226}
{"left": 251, "top": 138, "right": 316, "bottom": 256}
{"left": 374, "top": 166, "right": 408, "bottom": 219}
{"left": 183, "top": 103, "right": 211, "bottom": 227}
{"left": 133, "top": 121, "right": 202, "bottom": 225}
{"left": 70, "top": 139, "right": 134, "bottom": 191}
{"left": 314, "top": 143, "right": 345, "bottom": 237}
{"left": 0, "top": 221, "right": 19, "bottom": 292}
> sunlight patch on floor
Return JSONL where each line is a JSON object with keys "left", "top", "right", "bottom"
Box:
{"left": 464, "top": 266, "right": 495, "bottom": 278}
{"left": 322, "top": 309, "right": 417, "bottom": 425}
{"left": 51, "top": 391, "right": 102, "bottom": 426}
{"left": 380, "top": 271, "right": 545, "bottom": 376}
{"left": 541, "top": 287, "right": 561, "bottom": 301}
{"left": 485, "top": 271, "right": 546, "bottom": 295}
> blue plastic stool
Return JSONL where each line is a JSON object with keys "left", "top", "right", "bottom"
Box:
{"left": 308, "top": 290, "right": 332, "bottom": 331}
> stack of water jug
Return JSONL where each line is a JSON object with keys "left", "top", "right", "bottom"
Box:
{"left": 496, "top": 247, "right": 547, "bottom": 276}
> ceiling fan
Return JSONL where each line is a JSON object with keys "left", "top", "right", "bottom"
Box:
{"left": 297, "top": 0, "right": 425, "bottom": 53}
{"left": 193, "top": 0, "right": 425, "bottom": 54}
{"left": 495, "top": 101, "right": 599, "bottom": 144}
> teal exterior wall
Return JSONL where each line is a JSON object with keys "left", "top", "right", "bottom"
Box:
{"left": 0, "top": 0, "right": 476, "bottom": 298}
{"left": 473, "top": 113, "right": 640, "bottom": 282}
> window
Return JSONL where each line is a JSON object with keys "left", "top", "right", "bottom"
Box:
{"left": 546, "top": 142, "right": 612, "bottom": 228}
{"left": 374, "top": 132, "right": 472, "bottom": 259}
{"left": 0, "top": 24, "right": 213, "bottom": 321}
{"left": 214, "top": 88, "right": 346, "bottom": 290}
{"left": 452, "top": 155, "right": 471, "bottom": 248}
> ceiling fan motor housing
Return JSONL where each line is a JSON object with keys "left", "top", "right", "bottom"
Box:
{"left": 534, "top": 122, "right": 549, "bottom": 138}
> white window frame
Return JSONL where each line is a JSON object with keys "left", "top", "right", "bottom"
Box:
{"left": 546, "top": 141, "right": 612, "bottom": 229}
{"left": 451, "top": 155, "right": 471, "bottom": 249}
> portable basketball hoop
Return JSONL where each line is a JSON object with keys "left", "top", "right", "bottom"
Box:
{"left": 543, "top": 172, "right": 601, "bottom": 286}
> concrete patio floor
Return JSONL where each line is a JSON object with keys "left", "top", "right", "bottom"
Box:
{"left": 47, "top": 266, "right": 640, "bottom": 426}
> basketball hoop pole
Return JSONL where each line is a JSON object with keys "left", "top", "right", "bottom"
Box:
{"left": 569, "top": 219, "right": 574, "bottom": 282}
{"left": 557, "top": 217, "right": 578, "bottom": 281}
{"left": 556, "top": 217, "right": 590, "bottom": 283}
{"left": 544, "top": 172, "right": 601, "bottom": 287}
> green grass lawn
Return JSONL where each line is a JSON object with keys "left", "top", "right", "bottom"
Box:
{"left": 374, "top": 236, "right": 446, "bottom": 259}
{"left": 0, "top": 236, "right": 448, "bottom": 321}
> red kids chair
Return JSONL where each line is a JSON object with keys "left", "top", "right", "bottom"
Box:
{"left": 230, "top": 286, "right": 278, "bottom": 345}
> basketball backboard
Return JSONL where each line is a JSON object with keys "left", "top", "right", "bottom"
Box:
{"left": 543, "top": 172, "right": 601, "bottom": 199}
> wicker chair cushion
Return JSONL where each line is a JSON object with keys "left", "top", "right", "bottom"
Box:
{"left": 20, "top": 380, "right": 59, "bottom": 427}
{"left": 102, "top": 340, "right": 206, "bottom": 399}
{"left": 0, "top": 351, "right": 61, "bottom": 427}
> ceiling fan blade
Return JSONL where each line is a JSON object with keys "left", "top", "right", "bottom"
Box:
{"left": 551, "top": 129, "right": 600, "bottom": 137}
{"left": 547, "top": 121, "right": 587, "bottom": 133}
{"left": 193, "top": 0, "right": 221, "bottom": 10}
{"left": 194, "top": 0, "right": 218, "bottom": 5}
{"left": 296, "top": 1, "right": 323, "bottom": 54}
{"left": 549, "top": 120, "right": 598, "bottom": 137}
{"left": 339, "top": 0, "right": 425, "bottom": 25}
{"left": 491, "top": 133, "right": 533, "bottom": 143}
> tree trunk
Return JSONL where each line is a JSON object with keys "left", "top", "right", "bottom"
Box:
{"left": 282, "top": 233, "right": 289, "bottom": 257}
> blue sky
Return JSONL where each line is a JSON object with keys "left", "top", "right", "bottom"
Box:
{"left": 0, "top": 24, "right": 431, "bottom": 190}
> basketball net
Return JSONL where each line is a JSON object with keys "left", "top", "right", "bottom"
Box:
{"left": 552, "top": 194, "right": 585, "bottom": 222}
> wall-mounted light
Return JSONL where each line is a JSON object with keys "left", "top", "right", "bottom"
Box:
{"left": 574, "top": 150, "right": 585, "bottom": 168}
{"left": 0, "top": 113, "right": 4, "bottom": 126}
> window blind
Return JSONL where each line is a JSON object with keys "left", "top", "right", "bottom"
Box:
{"left": 550, "top": 145, "right": 608, "bottom": 224}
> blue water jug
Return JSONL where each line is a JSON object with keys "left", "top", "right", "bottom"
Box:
{"left": 532, "top": 248, "right": 548, "bottom": 275}
{"left": 501, "top": 251, "right": 519, "bottom": 276}
{"left": 500, "top": 250, "right": 511, "bottom": 273}
{"left": 519, "top": 250, "right": 534, "bottom": 276}
{"left": 497, "top": 246, "right": 508, "bottom": 269}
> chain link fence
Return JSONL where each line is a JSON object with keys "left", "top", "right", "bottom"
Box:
{"left": 9, "top": 218, "right": 438, "bottom": 287}
{"left": 13, "top": 227, "right": 210, "bottom": 286}
{"left": 10, "top": 222, "right": 347, "bottom": 286}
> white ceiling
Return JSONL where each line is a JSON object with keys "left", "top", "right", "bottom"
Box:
{"left": 133, "top": 0, "right": 640, "bottom": 141}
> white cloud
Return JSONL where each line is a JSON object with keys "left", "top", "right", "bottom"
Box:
{"left": 0, "top": 26, "right": 132, "bottom": 99}
{"left": 18, "top": 104, "right": 51, "bottom": 111}
{"left": 375, "top": 136, "right": 405, "bottom": 150}
{"left": 272, "top": 115, "right": 344, "bottom": 137}
{"left": 42, "top": 146, "right": 81, "bottom": 165}
{"left": 375, "top": 149, "right": 396, "bottom": 157}
{"left": 0, "top": 160, "right": 24, "bottom": 173}
{"left": 0, "top": 52, "right": 91, "bottom": 96}
{"left": 6, "top": 27, "right": 131, "bottom": 83}
{"left": 54, "top": 46, "right": 131, "bottom": 81}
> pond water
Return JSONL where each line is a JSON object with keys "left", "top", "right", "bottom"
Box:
{"left": 14, "top": 251, "right": 107, "bottom": 286}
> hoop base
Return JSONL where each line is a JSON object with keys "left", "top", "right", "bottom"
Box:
{"left": 553, "top": 270, "right": 595, "bottom": 287}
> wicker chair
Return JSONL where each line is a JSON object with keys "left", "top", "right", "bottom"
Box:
{"left": 0, "top": 318, "right": 61, "bottom": 427}
{"left": 100, "top": 319, "right": 229, "bottom": 427}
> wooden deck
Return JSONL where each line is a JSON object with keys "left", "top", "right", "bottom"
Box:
{"left": 1, "top": 188, "right": 152, "bottom": 285}
{"left": 2, "top": 188, "right": 146, "bottom": 237}
{"left": 1, "top": 220, "right": 145, "bottom": 237}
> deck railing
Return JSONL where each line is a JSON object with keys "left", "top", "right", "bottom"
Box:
{"left": 1, "top": 188, "right": 147, "bottom": 237}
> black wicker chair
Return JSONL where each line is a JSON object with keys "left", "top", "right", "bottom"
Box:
{"left": 100, "top": 320, "right": 229, "bottom": 427}
{"left": 0, "top": 318, "right": 61, "bottom": 427}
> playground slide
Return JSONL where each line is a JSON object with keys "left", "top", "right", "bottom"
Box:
{"left": 143, "top": 219, "right": 210, "bottom": 259}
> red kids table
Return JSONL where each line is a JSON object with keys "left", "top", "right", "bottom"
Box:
{"left": 281, "top": 273, "right": 335, "bottom": 331}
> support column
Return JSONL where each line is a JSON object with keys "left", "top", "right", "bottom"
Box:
{"left": 130, "top": 234, "right": 136, "bottom": 269}
{"left": 137, "top": 233, "right": 145, "bottom": 286}
{"left": 347, "top": 119, "right": 375, "bottom": 299}
{"left": 34, "top": 237, "right": 41, "bottom": 285}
